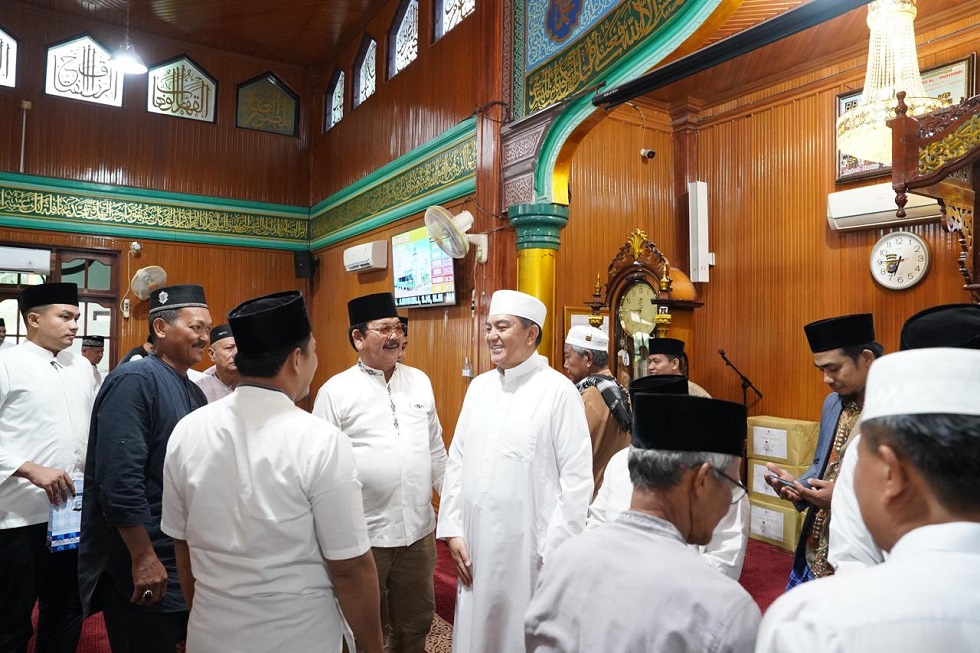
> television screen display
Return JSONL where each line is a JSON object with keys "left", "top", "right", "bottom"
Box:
{"left": 391, "top": 225, "right": 457, "bottom": 308}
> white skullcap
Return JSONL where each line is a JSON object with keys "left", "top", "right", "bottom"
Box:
{"left": 565, "top": 325, "right": 608, "bottom": 352}
{"left": 861, "top": 348, "right": 980, "bottom": 421}
{"left": 488, "top": 289, "right": 546, "bottom": 327}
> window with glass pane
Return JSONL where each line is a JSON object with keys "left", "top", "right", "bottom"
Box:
{"left": 354, "top": 38, "right": 377, "bottom": 107}
{"left": 435, "top": 0, "right": 475, "bottom": 40}
{"left": 327, "top": 70, "right": 345, "bottom": 129}
{"left": 59, "top": 257, "right": 111, "bottom": 291}
{"left": 389, "top": 0, "right": 419, "bottom": 78}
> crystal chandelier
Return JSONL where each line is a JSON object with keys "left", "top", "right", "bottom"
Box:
{"left": 836, "top": 0, "right": 946, "bottom": 165}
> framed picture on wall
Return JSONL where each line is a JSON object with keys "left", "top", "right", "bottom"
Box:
{"left": 835, "top": 53, "right": 977, "bottom": 183}
{"left": 562, "top": 306, "right": 610, "bottom": 343}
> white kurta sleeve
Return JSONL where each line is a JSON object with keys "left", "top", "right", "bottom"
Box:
{"left": 160, "top": 426, "right": 188, "bottom": 540}
{"left": 0, "top": 363, "right": 26, "bottom": 484}
{"left": 586, "top": 448, "right": 630, "bottom": 530}
{"left": 311, "top": 381, "right": 344, "bottom": 429}
{"left": 427, "top": 379, "right": 447, "bottom": 495}
{"left": 435, "top": 388, "right": 471, "bottom": 541}
{"left": 828, "top": 433, "right": 885, "bottom": 573}
{"left": 310, "top": 427, "right": 371, "bottom": 561}
{"left": 542, "top": 385, "right": 593, "bottom": 559}
{"left": 755, "top": 590, "right": 829, "bottom": 653}
{"left": 699, "top": 494, "right": 749, "bottom": 581}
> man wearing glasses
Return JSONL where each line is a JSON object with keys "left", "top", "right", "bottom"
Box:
{"left": 586, "top": 375, "right": 750, "bottom": 581}
{"left": 525, "top": 392, "right": 759, "bottom": 653}
{"left": 313, "top": 292, "right": 447, "bottom": 653}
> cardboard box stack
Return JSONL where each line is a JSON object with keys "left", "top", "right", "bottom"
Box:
{"left": 746, "top": 416, "right": 820, "bottom": 552}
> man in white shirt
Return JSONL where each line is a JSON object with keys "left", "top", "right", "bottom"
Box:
{"left": 163, "top": 291, "right": 383, "bottom": 653}
{"left": 194, "top": 324, "right": 240, "bottom": 402}
{"left": 757, "top": 347, "right": 980, "bottom": 653}
{"left": 314, "top": 292, "right": 446, "bottom": 653}
{"left": 0, "top": 282, "right": 94, "bottom": 652}
{"left": 587, "top": 374, "right": 749, "bottom": 581}
{"left": 526, "top": 392, "right": 759, "bottom": 652}
{"left": 828, "top": 303, "right": 980, "bottom": 574}
{"left": 437, "top": 289, "right": 593, "bottom": 653}
{"left": 80, "top": 335, "right": 105, "bottom": 392}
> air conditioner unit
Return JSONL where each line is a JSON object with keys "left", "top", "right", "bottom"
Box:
{"left": 827, "top": 182, "right": 942, "bottom": 231}
{"left": 343, "top": 240, "right": 388, "bottom": 273}
{"left": 0, "top": 246, "right": 51, "bottom": 275}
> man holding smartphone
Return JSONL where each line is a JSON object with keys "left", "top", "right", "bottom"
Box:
{"left": 765, "top": 314, "right": 882, "bottom": 589}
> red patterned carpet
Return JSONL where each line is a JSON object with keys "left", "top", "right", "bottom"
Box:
{"left": 31, "top": 538, "right": 791, "bottom": 651}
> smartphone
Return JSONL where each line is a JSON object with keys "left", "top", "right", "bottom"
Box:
{"left": 767, "top": 474, "right": 799, "bottom": 490}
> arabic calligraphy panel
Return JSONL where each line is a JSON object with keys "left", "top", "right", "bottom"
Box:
{"left": 0, "top": 25, "right": 16, "bottom": 88}
{"left": 45, "top": 34, "right": 122, "bottom": 107}
{"left": 147, "top": 56, "right": 217, "bottom": 123}
{"left": 236, "top": 72, "right": 299, "bottom": 137}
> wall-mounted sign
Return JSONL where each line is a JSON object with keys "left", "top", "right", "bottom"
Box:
{"left": 45, "top": 34, "right": 122, "bottom": 107}
{"left": 0, "top": 25, "right": 17, "bottom": 88}
{"left": 236, "top": 73, "right": 299, "bottom": 137}
{"left": 147, "top": 56, "right": 217, "bottom": 123}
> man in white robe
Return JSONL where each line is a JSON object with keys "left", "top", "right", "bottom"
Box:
{"left": 161, "top": 291, "right": 384, "bottom": 653}
{"left": 828, "top": 303, "right": 980, "bottom": 574}
{"left": 437, "top": 289, "right": 592, "bottom": 653}
{"left": 526, "top": 392, "right": 759, "bottom": 652}
{"left": 757, "top": 347, "right": 980, "bottom": 652}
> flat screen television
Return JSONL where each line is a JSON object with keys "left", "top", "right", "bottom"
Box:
{"left": 391, "top": 225, "right": 457, "bottom": 308}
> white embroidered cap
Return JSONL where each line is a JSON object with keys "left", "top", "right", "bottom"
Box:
{"left": 488, "top": 289, "right": 546, "bottom": 328}
{"left": 861, "top": 348, "right": 980, "bottom": 421}
{"left": 565, "top": 324, "right": 608, "bottom": 352}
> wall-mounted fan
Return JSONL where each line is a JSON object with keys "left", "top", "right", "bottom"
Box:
{"left": 131, "top": 265, "right": 168, "bottom": 300}
{"left": 424, "top": 205, "right": 488, "bottom": 263}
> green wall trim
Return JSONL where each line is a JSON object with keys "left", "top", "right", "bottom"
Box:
{"left": 0, "top": 172, "right": 309, "bottom": 249}
{"left": 310, "top": 117, "right": 478, "bottom": 248}
{"left": 508, "top": 202, "right": 570, "bottom": 250}
{"left": 533, "top": 0, "right": 722, "bottom": 202}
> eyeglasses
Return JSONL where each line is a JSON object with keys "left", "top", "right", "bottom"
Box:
{"left": 712, "top": 468, "right": 749, "bottom": 505}
{"left": 364, "top": 323, "right": 405, "bottom": 338}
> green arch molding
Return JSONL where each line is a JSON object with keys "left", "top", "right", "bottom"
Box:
{"left": 0, "top": 172, "right": 310, "bottom": 250}
{"left": 0, "top": 118, "right": 477, "bottom": 251}
{"left": 532, "top": 0, "right": 723, "bottom": 203}
{"left": 310, "top": 117, "right": 477, "bottom": 249}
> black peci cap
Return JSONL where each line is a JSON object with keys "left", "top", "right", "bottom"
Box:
{"left": 228, "top": 291, "right": 311, "bottom": 355}
{"left": 348, "top": 292, "right": 399, "bottom": 326}
{"left": 18, "top": 282, "right": 79, "bottom": 315}
{"left": 149, "top": 285, "right": 207, "bottom": 316}
{"left": 632, "top": 394, "right": 746, "bottom": 457}
{"left": 804, "top": 313, "right": 875, "bottom": 353}
{"left": 900, "top": 304, "right": 980, "bottom": 350}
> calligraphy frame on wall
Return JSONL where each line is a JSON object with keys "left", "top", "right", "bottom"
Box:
{"left": 0, "top": 24, "right": 18, "bottom": 88}
{"left": 44, "top": 34, "right": 123, "bottom": 107}
{"left": 836, "top": 54, "right": 977, "bottom": 183}
{"left": 146, "top": 55, "right": 217, "bottom": 123}
{"left": 235, "top": 72, "right": 299, "bottom": 137}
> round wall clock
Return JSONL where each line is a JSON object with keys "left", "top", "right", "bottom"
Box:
{"left": 870, "top": 231, "right": 930, "bottom": 290}
{"left": 616, "top": 280, "right": 658, "bottom": 337}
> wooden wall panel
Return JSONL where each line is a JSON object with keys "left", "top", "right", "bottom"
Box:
{"left": 560, "top": 22, "right": 977, "bottom": 423}
{"left": 309, "top": 197, "right": 512, "bottom": 446}
{"left": 0, "top": 225, "right": 302, "bottom": 370}
{"left": 309, "top": 1, "right": 485, "bottom": 202}
{"left": 557, "top": 111, "right": 677, "bottom": 358}
{"left": 0, "top": 4, "right": 311, "bottom": 205}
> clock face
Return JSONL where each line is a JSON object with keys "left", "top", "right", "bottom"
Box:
{"left": 617, "top": 281, "right": 658, "bottom": 336}
{"left": 870, "top": 231, "right": 930, "bottom": 290}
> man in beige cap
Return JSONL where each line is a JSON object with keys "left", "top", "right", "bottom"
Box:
{"left": 757, "top": 347, "right": 980, "bottom": 653}
{"left": 563, "top": 324, "right": 631, "bottom": 494}
{"left": 437, "top": 289, "right": 592, "bottom": 653}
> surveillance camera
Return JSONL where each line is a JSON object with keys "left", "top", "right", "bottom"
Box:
{"left": 130, "top": 241, "right": 142, "bottom": 253}
{"left": 640, "top": 149, "right": 656, "bottom": 159}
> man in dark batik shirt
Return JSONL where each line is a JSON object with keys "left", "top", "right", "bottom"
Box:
{"left": 79, "top": 285, "right": 211, "bottom": 653}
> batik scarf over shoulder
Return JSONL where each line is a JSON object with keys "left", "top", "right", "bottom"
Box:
{"left": 576, "top": 375, "right": 632, "bottom": 432}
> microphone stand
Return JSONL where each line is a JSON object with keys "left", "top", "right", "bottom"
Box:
{"left": 718, "top": 349, "right": 762, "bottom": 407}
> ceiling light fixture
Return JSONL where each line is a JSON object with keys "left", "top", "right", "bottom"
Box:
{"left": 109, "top": 2, "right": 147, "bottom": 75}
{"left": 836, "top": 0, "right": 946, "bottom": 165}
